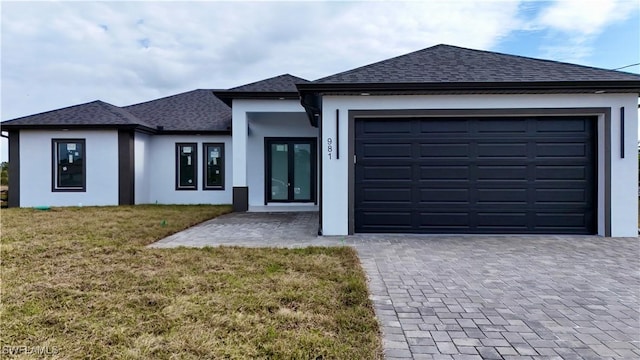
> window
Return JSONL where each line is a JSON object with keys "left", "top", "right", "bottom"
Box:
{"left": 52, "top": 139, "right": 86, "bottom": 191}
{"left": 203, "top": 143, "right": 224, "bottom": 190}
{"left": 176, "top": 143, "right": 197, "bottom": 190}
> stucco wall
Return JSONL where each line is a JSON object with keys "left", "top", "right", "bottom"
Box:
{"left": 147, "top": 135, "right": 232, "bottom": 204}
{"left": 320, "top": 93, "right": 638, "bottom": 237}
{"left": 19, "top": 130, "right": 119, "bottom": 207}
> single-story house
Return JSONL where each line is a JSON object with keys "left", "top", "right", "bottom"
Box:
{"left": 3, "top": 44, "right": 639, "bottom": 236}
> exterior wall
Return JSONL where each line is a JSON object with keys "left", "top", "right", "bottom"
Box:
{"left": 19, "top": 130, "right": 119, "bottom": 207}
{"left": 614, "top": 104, "right": 639, "bottom": 236}
{"left": 231, "top": 99, "right": 318, "bottom": 208}
{"left": 320, "top": 93, "right": 638, "bottom": 237}
{"left": 134, "top": 132, "right": 151, "bottom": 204}
{"left": 147, "top": 135, "right": 232, "bottom": 204}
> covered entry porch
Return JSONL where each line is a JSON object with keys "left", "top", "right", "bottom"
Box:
{"left": 230, "top": 101, "right": 319, "bottom": 213}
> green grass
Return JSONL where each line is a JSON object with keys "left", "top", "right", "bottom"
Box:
{"left": 0, "top": 205, "right": 382, "bottom": 359}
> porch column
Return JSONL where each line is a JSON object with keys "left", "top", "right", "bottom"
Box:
{"left": 231, "top": 106, "right": 248, "bottom": 211}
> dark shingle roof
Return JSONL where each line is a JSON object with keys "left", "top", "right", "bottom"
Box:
{"left": 214, "top": 74, "right": 310, "bottom": 106}
{"left": 5, "top": 44, "right": 638, "bottom": 131}
{"left": 124, "top": 89, "right": 231, "bottom": 132}
{"left": 2, "top": 90, "right": 231, "bottom": 133}
{"left": 1, "top": 100, "right": 151, "bottom": 128}
{"left": 314, "top": 44, "right": 640, "bottom": 84}
{"left": 228, "top": 74, "right": 309, "bottom": 92}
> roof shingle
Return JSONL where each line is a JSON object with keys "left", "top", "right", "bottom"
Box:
{"left": 4, "top": 44, "right": 638, "bottom": 131}
{"left": 228, "top": 74, "right": 309, "bottom": 92}
{"left": 124, "top": 89, "right": 231, "bottom": 132}
{"left": 314, "top": 44, "right": 640, "bottom": 84}
{"left": 1, "top": 100, "right": 151, "bottom": 128}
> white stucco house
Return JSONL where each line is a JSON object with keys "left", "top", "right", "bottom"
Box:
{"left": 3, "top": 45, "right": 639, "bottom": 237}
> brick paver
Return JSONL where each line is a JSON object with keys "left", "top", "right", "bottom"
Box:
{"left": 149, "top": 211, "right": 325, "bottom": 247}
{"left": 149, "top": 212, "right": 640, "bottom": 359}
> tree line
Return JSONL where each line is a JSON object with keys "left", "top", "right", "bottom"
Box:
{"left": 1, "top": 161, "right": 7, "bottom": 186}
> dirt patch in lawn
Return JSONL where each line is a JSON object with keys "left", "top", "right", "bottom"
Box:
{"left": 0, "top": 205, "right": 382, "bottom": 359}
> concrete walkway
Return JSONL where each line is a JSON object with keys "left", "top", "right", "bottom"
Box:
{"left": 149, "top": 212, "right": 640, "bottom": 359}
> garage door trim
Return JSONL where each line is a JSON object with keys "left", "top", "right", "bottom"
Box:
{"left": 347, "top": 107, "right": 612, "bottom": 236}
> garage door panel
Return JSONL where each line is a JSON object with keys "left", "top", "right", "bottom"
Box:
{"left": 362, "top": 166, "right": 412, "bottom": 180}
{"left": 536, "top": 118, "right": 586, "bottom": 133}
{"left": 360, "top": 119, "right": 412, "bottom": 134}
{"left": 536, "top": 143, "right": 587, "bottom": 158}
{"left": 536, "top": 189, "right": 587, "bottom": 204}
{"left": 355, "top": 116, "right": 596, "bottom": 234}
{"left": 420, "top": 189, "right": 469, "bottom": 204}
{"left": 477, "top": 119, "right": 527, "bottom": 133}
{"left": 361, "top": 143, "right": 412, "bottom": 159}
{"left": 419, "top": 212, "right": 469, "bottom": 227}
{"left": 477, "top": 143, "right": 528, "bottom": 158}
{"left": 419, "top": 166, "right": 469, "bottom": 180}
{"left": 420, "top": 119, "right": 469, "bottom": 133}
{"left": 361, "top": 188, "right": 412, "bottom": 203}
{"left": 476, "top": 212, "right": 528, "bottom": 227}
{"left": 476, "top": 165, "right": 528, "bottom": 181}
{"left": 535, "top": 212, "right": 588, "bottom": 228}
{"left": 420, "top": 143, "right": 470, "bottom": 158}
{"left": 357, "top": 211, "right": 413, "bottom": 230}
{"left": 476, "top": 189, "right": 527, "bottom": 204}
{"left": 536, "top": 166, "right": 586, "bottom": 180}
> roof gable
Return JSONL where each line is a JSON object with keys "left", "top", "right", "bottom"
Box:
{"left": 1, "top": 100, "right": 150, "bottom": 128}
{"left": 213, "top": 74, "right": 310, "bottom": 106}
{"left": 314, "top": 44, "right": 640, "bottom": 84}
{"left": 228, "top": 74, "right": 309, "bottom": 92}
{"left": 124, "top": 89, "right": 231, "bottom": 132}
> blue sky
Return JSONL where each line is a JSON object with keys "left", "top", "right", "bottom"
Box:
{"left": 494, "top": 1, "right": 639, "bottom": 71}
{"left": 1, "top": 0, "right": 639, "bottom": 161}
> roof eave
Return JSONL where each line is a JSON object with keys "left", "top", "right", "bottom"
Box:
{"left": 0, "top": 123, "right": 157, "bottom": 132}
{"left": 0, "top": 123, "right": 233, "bottom": 135}
{"left": 154, "top": 129, "right": 231, "bottom": 135}
{"left": 296, "top": 81, "right": 640, "bottom": 94}
{"left": 212, "top": 90, "right": 300, "bottom": 106}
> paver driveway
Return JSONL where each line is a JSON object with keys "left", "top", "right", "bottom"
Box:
{"left": 150, "top": 212, "right": 640, "bottom": 359}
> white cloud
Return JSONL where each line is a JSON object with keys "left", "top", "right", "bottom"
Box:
{"left": 531, "top": 0, "right": 638, "bottom": 63}
{"left": 1, "top": 1, "right": 525, "bottom": 122}
{"left": 538, "top": 38, "right": 595, "bottom": 64}
{"left": 1, "top": 1, "right": 637, "bottom": 160}
{"left": 534, "top": 0, "right": 636, "bottom": 35}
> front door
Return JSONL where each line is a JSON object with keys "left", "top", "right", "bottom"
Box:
{"left": 266, "top": 138, "right": 316, "bottom": 203}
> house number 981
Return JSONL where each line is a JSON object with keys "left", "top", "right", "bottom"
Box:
{"left": 327, "top": 138, "right": 333, "bottom": 159}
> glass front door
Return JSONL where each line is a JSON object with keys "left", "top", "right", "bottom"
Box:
{"left": 266, "top": 138, "right": 316, "bottom": 203}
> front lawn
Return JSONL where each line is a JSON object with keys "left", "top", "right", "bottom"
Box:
{"left": 0, "top": 205, "right": 381, "bottom": 359}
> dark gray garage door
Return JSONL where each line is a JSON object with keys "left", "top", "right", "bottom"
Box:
{"left": 354, "top": 116, "right": 596, "bottom": 234}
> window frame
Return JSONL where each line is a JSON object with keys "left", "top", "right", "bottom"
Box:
{"left": 175, "top": 142, "right": 198, "bottom": 190}
{"left": 52, "top": 139, "right": 86, "bottom": 192}
{"left": 202, "top": 143, "right": 225, "bottom": 190}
